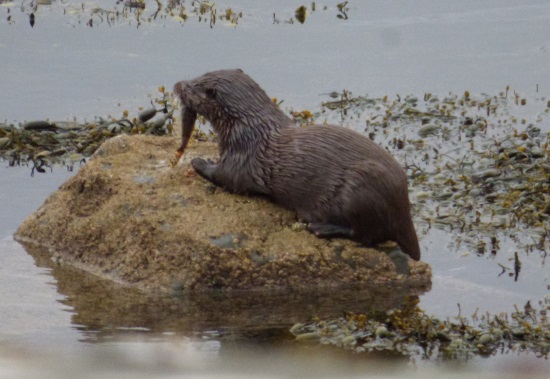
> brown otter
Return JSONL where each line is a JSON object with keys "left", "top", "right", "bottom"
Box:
{"left": 172, "top": 69, "right": 421, "bottom": 260}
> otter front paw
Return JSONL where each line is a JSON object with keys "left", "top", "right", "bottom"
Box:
{"left": 191, "top": 157, "right": 218, "bottom": 182}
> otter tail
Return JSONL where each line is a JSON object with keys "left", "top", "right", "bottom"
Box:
{"left": 396, "top": 218, "right": 421, "bottom": 261}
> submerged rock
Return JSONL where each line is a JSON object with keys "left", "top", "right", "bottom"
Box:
{"left": 15, "top": 134, "right": 431, "bottom": 292}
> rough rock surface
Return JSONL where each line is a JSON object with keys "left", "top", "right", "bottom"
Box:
{"left": 15, "top": 134, "right": 431, "bottom": 292}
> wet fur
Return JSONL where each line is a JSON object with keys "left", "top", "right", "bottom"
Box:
{"left": 173, "top": 69, "right": 421, "bottom": 260}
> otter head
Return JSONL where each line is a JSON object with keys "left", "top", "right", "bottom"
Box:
{"left": 173, "top": 69, "right": 290, "bottom": 137}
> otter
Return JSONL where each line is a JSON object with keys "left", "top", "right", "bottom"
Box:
{"left": 172, "top": 69, "right": 421, "bottom": 261}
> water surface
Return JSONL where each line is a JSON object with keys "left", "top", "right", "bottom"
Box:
{"left": 1, "top": 0, "right": 549, "bottom": 376}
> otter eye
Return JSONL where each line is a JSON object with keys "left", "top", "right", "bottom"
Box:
{"left": 205, "top": 88, "right": 216, "bottom": 99}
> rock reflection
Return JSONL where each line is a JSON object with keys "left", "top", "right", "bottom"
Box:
{"left": 24, "top": 242, "right": 428, "bottom": 344}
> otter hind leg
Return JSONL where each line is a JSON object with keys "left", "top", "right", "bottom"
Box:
{"left": 307, "top": 223, "right": 354, "bottom": 239}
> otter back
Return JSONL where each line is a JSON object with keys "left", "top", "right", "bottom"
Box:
{"left": 173, "top": 69, "right": 421, "bottom": 260}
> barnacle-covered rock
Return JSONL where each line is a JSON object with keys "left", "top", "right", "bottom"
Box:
{"left": 15, "top": 134, "right": 431, "bottom": 292}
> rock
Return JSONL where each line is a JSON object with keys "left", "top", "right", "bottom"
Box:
{"left": 15, "top": 134, "right": 431, "bottom": 292}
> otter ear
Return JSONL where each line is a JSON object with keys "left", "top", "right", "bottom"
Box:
{"left": 236, "top": 69, "right": 243, "bottom": 73}
{"left": 205, "top": 88, "right": 216, "bottom": 99}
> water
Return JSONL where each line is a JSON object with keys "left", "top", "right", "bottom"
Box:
{"left": 0, "top": 166, "right": 77, "bottom": 348}
{"left": 1, "top": 1, "right": 549, "bottom": 376}
{"left": 2, "top": 0, "right": 549, "bottom": 123}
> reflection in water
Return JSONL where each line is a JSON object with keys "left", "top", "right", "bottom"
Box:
{"left": 24, "top": 242, "right": 427, "bottom": 346}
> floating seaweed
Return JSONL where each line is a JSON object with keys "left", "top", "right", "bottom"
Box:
{"left": 0, "top": 87, "right": 174, "bottom": 173}
{"left": 291, "top": 296, "right": 550, "bottom": 360}
{"left": 316, "top": 88, "right": 550, "bottom": 266}
{"left": 4, "top": 1, "right": 351, "bottom": 28}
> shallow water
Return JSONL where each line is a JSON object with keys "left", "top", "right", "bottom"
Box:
{"left": 0, "top": 166, "right": 77, "bottom": 348}
{"left": 1, "top": 0, "right": 549, "bottom": 376}
{"left": 2, "top": 0, "right": 549, "bottom": 122}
